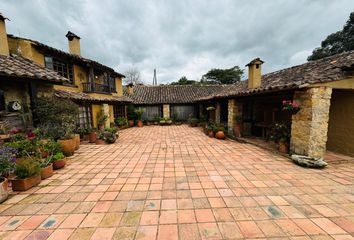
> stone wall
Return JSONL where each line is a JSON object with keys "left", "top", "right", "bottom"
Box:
{"left": 163, "top": 104, "right": 170, "bottom": 119}
{"left": 290, "top": 87, "right": 332, "bottom": 158}
{"left": 227, "top": 99, "right": 236, "bottom": 135}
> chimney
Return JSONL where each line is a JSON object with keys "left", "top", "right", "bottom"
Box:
{"left": 65, "top": 31, "right": 81, "bottom": 56}
{"left": 246, "top": 58, "right": 264, "bottom": 89}
{"left": 126, "top": 83, "right": 134, "bottom": 94}
{"left": 0, "top": 13, "right": 9, "bottom": 56}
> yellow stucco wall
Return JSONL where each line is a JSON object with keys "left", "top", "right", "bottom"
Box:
{"left": 248, "top": 64, "right": 262, "bottom": 89}
{"left": 310, "top": 77, "right": 354, "bottom": 89}
{"left": 113, "top": 77, "right": 123, "bottom": 96}
{"left": 109, "top": 105, "right": 114, "bottom": 123}
{"left": 91, "top": 104, "right": 102, "bottom": 128}
{"left": 8, "top": 38, "right": 45, "bottom": 66}
{"left": 327, "top": 90, "right": 354, "bottom": 157}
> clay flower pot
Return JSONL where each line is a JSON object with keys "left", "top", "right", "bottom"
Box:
{"left": 0, "top": 178, "right": 9, "bottom": 203}
{"left": 215, "top": 131, "right": 225, "bottom": 139}
{"left": 11, "top": 175, "right": 41, "bottom": 191}
{"left": 95, "top": 139, "right": 105, "bottom": 145}
{"left": 208, "top": 131, "right": 215, "bottom": 138}
{"left": 41, "top": 164, "right": 53, "bottom": 179}
{"left": 57, "top": 138, "right": 75, "bottom": 156}
{"left": 278, "top": 141, "right": 289, "bottom": 153}
{"left": 137, "top": 120, "right": 143, "bottom": 127}
{"left": 88, "top": 132, "right": 97, "bottom": 143}
{"left": 233, "top": 124, "right": 242, "bottom": 138}
{"left": 53, "top": 158, "right": 67, "bottom": 170}
{"left": 73, "top": 134, "right": 80, "bottom": 150}
{"left": 129, "top": 120, "right": 135, "bottom": 127}
{"left": 83, "top": 134, "right": 89, "bottom": 141}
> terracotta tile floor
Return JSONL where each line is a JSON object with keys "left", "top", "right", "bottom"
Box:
{"left": 1, "top": 125, "right": 354, "bottom": 240}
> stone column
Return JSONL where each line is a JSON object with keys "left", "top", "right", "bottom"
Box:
{"left": 227, "top": 99, "right": 236, "bottom": 135}
{"left": 163, "top": 104, "right": 170, "bottom": 119}
{"left": 102, "top": 103, "right": 110, "bottom": 128}
{"left": 215, "top": 102, "right": 221, "bottom": 124}
{"left": 290, "top": 87, "right": 332, "bottom": 158}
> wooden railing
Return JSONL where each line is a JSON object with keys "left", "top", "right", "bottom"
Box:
{"left": 82, "top": 82, "right": 111, "bottom": 94}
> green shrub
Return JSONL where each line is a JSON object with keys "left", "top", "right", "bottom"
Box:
{"left": 35, "top": 97, "right": 78, "bottom": 140}
{"left": 5, "top": 139, "right": 38, "bottom": 157}
{"left": 14, "top": 158, "right": 41, "bottom": 179}
{"left": 134, "top": 108, "right": 145, "bottom": 120}
{"left": 115, "top": 117, "right": 127, "bottom": 126}
{"left": 47, "top": 152, "right": 65, "bottom": 163}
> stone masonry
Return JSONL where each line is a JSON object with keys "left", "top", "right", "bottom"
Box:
{"left": 227, "top": 99, "right": 236, "bottom": 135}
{"left": 163, "top": 104, "right": 170, "bottom": 119}
{"left": 290, "top": 87, "right": 332, "bottom": 158}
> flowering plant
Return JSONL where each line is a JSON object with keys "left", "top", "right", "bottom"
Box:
{"left": 282, "top": 100, "right": 300, "bottom": 113}
{"left": 0, "top": 146, "right": 17, "bottom": 177}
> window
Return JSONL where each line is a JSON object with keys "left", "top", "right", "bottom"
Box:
{"left": 109, "top": 75, "right": 116, "bottom": 92}
{"left": 113, "top": 105, "right": 126, "bottom": 119}
{"left": 0, "top": 90, "right": 5, "bottom": 111}
{"left": 45, "top": 56, "right": 74, "bottom": 84}
{"left": 77, "top": 105, "right": 92, "bottom": 128}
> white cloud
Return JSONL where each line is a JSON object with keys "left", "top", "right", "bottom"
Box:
{"left": 1, "top": 0, "right": 352, "bottom": 83}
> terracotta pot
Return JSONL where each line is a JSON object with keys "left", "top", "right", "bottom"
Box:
{"left": 73, "top": 134, "right": 80, "bottom": 150}
{"left": 233, "top": 124, "right": 242, "bottom": 137}
{"left": 41, "top": 164, "right": 53, "bottom": 179}
{"left": 208, "top": 131, "right": 215, "bottom": 138}
{"left": 215, "top": 131, "right": 225, "bottom": 139}
{"left": 57, "top": 138, "right": 75, "bottom": 156}
{"left": 83, "top": 134, "right": 89, "bottom": 141}
{"left": 190, "top": 123, "right": 198, "bottom": 127}
{"left": 128, "top": 120, "right": 135, "bottom": 127}
{"left": 11, "top": 175, "right": 41, "bottom": 191}
{"left": 95, "top": 139, "right": 105, "bottom": 145}
{"left": 0, "top": 178, "right": 9, "bottom": 203}
{"left": 53, "top": 158, "right": 67, "bottom": 170}
{"left": 278, "top": 141, "right": 289, "bottom": 153}
{"left": 137, "top": 120, "right": 143, "bottom": 127}
{"left": 166, "top": 120, "right": 173, "bottom": 125}
{"left": 88, "top": 132, "right": 97, "bottom": 143}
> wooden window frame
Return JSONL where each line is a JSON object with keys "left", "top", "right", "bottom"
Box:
{"left": 45, "top": 56, "right": 74, "bottom": 84}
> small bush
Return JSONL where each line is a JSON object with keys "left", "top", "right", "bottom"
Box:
{"left": 14, "top": 158, "right": 41, "bottom": 179}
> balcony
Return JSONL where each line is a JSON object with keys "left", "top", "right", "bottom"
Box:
{"left": 82, "top": 82, "right": 114, "bottom": 94}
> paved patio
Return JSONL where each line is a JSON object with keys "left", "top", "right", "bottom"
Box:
{"left": 0, "top": 125, "right": 353, "bottom": 240}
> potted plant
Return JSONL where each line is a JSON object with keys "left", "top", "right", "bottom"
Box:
{"left": 11, "top": 158, "right": 41, "bottom": 191}
{"left": 88, "top": 128, "right": 97, "bottom": 143}
{"left": 75, "top": 126, "right": 90, "bottom": 141}
{"left": 135, "top": 108, "right": 145, "bottom": 127}
{"left": 188, "top": 117, "right": 199, "bottom": 127}
{"left": 48, "top": 152, "right": 67, "bottom": 170}
{"left": 270, "top": 122, "right": 291, "bottom": 153}
{"left": 95, "top": 131, "right": 105, "bottom": 145}
{"left": 0, "top": 146, "right": 16, "bottom": 202}
{"left": 103, "top": 127, "right": 119, "bottom": 144}
{"left": 97, "top": 110, "right": 108, "bottom": 130}
{"left": 115, "top": 117, "right": 128, "bottom": 129}
{"left": 160, "top": 118, "right": 166, "bottom": 126}
{"left": 215, "top": 124, "right": 226, "bottom": 139}
{"left": 39, "top": 157, "right": 53, "bottom": 179}
{"left": 153, "top": 114, "right": 160, "bottom": 125}
{"left": 57, "top": 120, "right": 76, "bottom": 156}
{"left": 166, "top": 118, "right": 173, "bottom": 125}
{"left": 127, "top": 105, "right": 136, "bottom": 127}
{"left": 233, "top": 114, "right": 243, "bottom": 137}
{"left": 207, "top": 122, "right": 216, "bottom": 138}
{"left": 282, "top": 100, "right": 301, "bottom": 114}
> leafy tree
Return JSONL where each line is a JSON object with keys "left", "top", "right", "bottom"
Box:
{"left": 308, "top": 12, "right": 354, "bottom": 61}
{"left": 170, "top": 76, "right": 199, "bottom": 85}
{"left": 201, "top": 66, "right": 244, "bottom": 85}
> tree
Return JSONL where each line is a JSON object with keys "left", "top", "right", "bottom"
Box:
{"left": 308, "top": 12, "right": 354, "bottom": 61}
{"left": 124, "top": 68, "right": 142, "bottom": 85}
{"left": 170, "top": 76, "right": 199, "bottom": 85}
{"left": 201, "top": 66, "right": 244, "bottom": 85}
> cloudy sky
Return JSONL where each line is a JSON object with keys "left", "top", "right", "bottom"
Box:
{"left": 1, "top": 0, "right": 353, "bottom": 84}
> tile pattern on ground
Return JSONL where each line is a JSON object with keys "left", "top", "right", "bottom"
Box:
{"left": 1, "top": 125, "right": 353, "bottom": 239}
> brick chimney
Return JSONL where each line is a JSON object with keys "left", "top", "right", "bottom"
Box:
{"left": 246, "top": 58, "right": 264, "bottom": 89}
{"left": 0, "top": 13, "right": 9, "bottom": 56}
{"left": 65, "top": 31, "right": 81, "bottom": 56}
